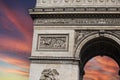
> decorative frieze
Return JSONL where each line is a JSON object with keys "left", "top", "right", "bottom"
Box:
{"left": 31, "top": 14, "right": 120, "bottom": 20}
{"left": 34, "top": 18, "right": 120, "bottom": 26}
{"left": 37, "top": 34, "right": 69, "bottom": 51}
{"left": 40, "top": 69, "right": 59, "bottom": 80}
{"left": 36, "top": 0, "right": 120, "bottom": 8}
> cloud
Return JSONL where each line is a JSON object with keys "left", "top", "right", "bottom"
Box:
{"left": 0, "top": 36, "right": 31, "bottom": 54}
{"left": 96, "top": 56, "right": 119, "bottom": 73}
{"left": 0, "top": 67, "right": 29, "bottom": 77}
{"left": 0, "top": 1, "right": 119, "bottom": 80}
{"left": 0, "top": 53, "right": 29, "bottom": 70}
{"left": 0, "top": 1, "right": 32, "bottom": 80}
{"left": 0, "top": 1, "right": 33, "bottom": 44}
{"left": 84, "top": 56, "right": 119, "bottom": 80}
{"left": 0, "top": 53, "right": 29, "bottom": 78}
{"left": 84, "top": 69, "right": 110, "bottom": 80}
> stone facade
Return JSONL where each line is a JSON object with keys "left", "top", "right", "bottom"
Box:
{"left": 29, "top": 0, "right": 120, "bottom": 80}
{"left": 36, "top": 0, "right": 120, "bottom": 8}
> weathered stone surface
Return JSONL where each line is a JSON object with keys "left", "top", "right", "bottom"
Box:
{"left": 29, "top": 0, "right": 120, "bottom": 80}
{"left": 31, "top": 30, "right": 75, "bottom": 57}
{"left": 29, "top": 64, "right": 79, "bottom": 80}
{"left": 34, "top": 18, "right": 120, "bottom": 26}
{"left": 36, "top": 0, "right": 120, "bottom": 8}
{"left": 37, "top": 34, "right": 68, "bottom": 51}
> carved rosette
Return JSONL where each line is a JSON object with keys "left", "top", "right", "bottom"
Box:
{"left": 40, "top": 69, "right": 59, "bottom": 80}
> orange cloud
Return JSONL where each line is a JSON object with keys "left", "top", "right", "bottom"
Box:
{"left": 96, "top": 56, "right": 119, "bottom": 73}
{"left": 84, "top": 56, "right": 119, "bottom": 80}
{"left": 0, "top": 67, "right": 29, "bottom": 77}
{"left": 84, "top": 69, "right": 118, "bottom": 80}
{"left": 96, "top": 56, "right": 118, "bottom": 67}
{"left": 0, "top": 53, "right": 29, "bottom": 70}
{"left": 0, "top": 1, "right": 32, "bottom": 80}
{"left": 0, "top": 36, "right": 31, "bottom": 53}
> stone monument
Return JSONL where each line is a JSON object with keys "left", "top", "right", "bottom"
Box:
{"left": 29, "top": 0, "right": 120, "bottom": 80}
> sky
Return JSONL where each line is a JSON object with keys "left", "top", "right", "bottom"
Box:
{"left": 0, "top": 0, "right": 35, "bottom": 80}
{"left": 0, "top": 0, "right": 119, "bottom": 80}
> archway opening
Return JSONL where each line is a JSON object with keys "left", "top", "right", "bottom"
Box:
{"left": 79, "top": 37, "right": 120, "bottom": 80}
{"left": 83, "top": 56, "right": 119, "bottom": 80}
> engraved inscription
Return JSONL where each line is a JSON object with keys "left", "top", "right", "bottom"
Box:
{"left": 37, "top": 34, "right": 69, "bottom": 51}
{"left": 40, "top": 69, "right": 59, "bottom": 80}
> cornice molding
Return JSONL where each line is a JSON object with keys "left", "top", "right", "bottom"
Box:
{"left": 29, "top": 7, "right": 120, "bottom": 14}
{"left": 30, "top": 56, "right": 79, "bottom": 64}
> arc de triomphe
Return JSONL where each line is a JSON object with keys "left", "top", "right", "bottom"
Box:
{"left": 29, "top": 0, "right": 120, "bottom": 80}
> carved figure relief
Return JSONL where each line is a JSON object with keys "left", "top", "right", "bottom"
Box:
{"left": 75, "top": 31, "right": 98, "bottom": 47}
{"left": 74, "top": 30, "right": 120, "bottom": 49}
{"left": 37, "top": 34, "right": 69, "bottom": 51}
{"left": 40, "top": 69, "right": 59, "bottom": 80}
{"left": 34, "top": 18, "right": 120, "bottom": 26}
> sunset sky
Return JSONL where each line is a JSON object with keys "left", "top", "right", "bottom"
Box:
{"left": 0, "top": 0, "right": 119, "bottom": 80}
{"left": 0, "top": 0, "right": 35, "bottom": 80}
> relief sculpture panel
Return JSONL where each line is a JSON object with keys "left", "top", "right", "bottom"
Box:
{"left": 37, "top": 34, "right": 69, "bottom": 51}
{"left": 40, "top": 69, "right": 59, "bottom": 80}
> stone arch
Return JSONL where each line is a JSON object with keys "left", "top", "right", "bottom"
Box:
{"left": 75, "top": 31, "right": 120, "bottom": 80}
{"left": 75, "top": 31, "right": 120, "bottom": 58}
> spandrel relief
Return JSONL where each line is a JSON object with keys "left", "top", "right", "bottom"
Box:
{"left": 74, "top": 30, "right": 98, "bottom": 47}
{"left": 37, "top": 34, "right": 69, "bottom": 51}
